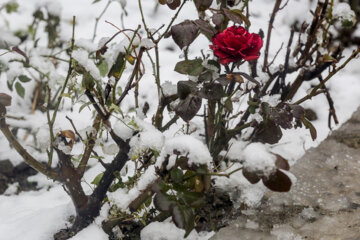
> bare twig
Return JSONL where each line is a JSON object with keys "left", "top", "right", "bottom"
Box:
{"left": 294, "top": 48, "right": 360, "bottom": 104}
{"left": 263, "top": 0, "right": 282, "bottom": 72}
{"left": 92, "top": 0, "right": 112, "bottom": 41}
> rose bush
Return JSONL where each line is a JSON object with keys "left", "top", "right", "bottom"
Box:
{"left": 210, "top": 25, "right": 263, "bottom": 65}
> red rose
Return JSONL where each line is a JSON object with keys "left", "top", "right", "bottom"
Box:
{"left": 210, "top": 26, "right": 263, "bottom": 65}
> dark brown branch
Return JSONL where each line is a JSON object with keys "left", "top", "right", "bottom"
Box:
{"left": 115, "top": 47, "right": 145, "bottom": 107}
{"left": 0, "top": 108, "right": 58, "bottom": 180}
{"left": 318, "top": 76, "right": 338, "bottom": 129}
{"left": 85, "top": 89, "right": 107, "bottom": 120}
{"left": 263, "top": 0, "right": 282, "bottom": 72}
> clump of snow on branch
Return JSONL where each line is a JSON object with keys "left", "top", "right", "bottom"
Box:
{"left": 156, "top": 135, "right": 212, "bottom": 170}
{"left": 214, "top": 164, "right": 266, "bottom": 208}
{"left": 241, "top": 143, "right": 276, "bottom": 177}
{"left": 332, "top": 2, "right": 356, "bottom": 25}
{"left": 161, "top": 81, "right": 177, "bottom": 96}
{"left": 129, "top": 119, "right": 165, "bottom": 159}
{"left": 108, "top": 165, "right": 158, "bottom": 210}
{"left": 0, "top": 31, "right": 20, "bottom": 49}
{"left": 36, "top": 1, "right": 63, "bottom": 16}
{"left": 72, "top": 49, "right": 101, "bottom": 80}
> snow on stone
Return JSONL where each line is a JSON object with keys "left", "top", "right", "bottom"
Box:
{"left": 140, "top": 221, "right": 214, "bottom": 240}
{"left": 161, "top": 81, "right": 177, "bottom": 96}
{"left": 72, "top": 49, "right": 101, "bottom": 80}
{"left": 141, "top": 221, "right": 185, "bottom": 240}
{"left": 300, "top": 207, "right": 318, "bottom": 220}
{"left": 156, "top": 135, "right": 212, "bottom": 170}
{"left": 0, "top": 30, "right": 20, "bottom": 49}
{"left": 76, "top": 38, "right": 98, "bottom": 52}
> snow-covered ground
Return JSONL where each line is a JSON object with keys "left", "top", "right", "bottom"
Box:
{"left": 0, "top": 0, "right": 359, "bottom": 239}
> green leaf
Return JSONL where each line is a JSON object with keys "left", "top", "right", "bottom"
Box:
{"left": 91, "top": 173, "right": 104, "bottom": 186}
{"left": 109, "top": 103, "right": 123, "bottom": 114}
{"left": 79, "top": 101, "right": 92, "bottom": 113}
{"left": 108, "top": 53, "right": 125, "bottom": 79}
{"left": 15, "top": 82, "right": 25, "bottom": 98}
{"left": 18, "top": 75, "right": 31, "bottom": 83}
{"left": 7, "top": 78, "right": 15, "bottom": 91}
{"left": 224, "top": 98, "right": 233, "bottom": 112}
{"left": 153, "top": 192, "right": 175, "bottom": 211}
{"left": 302, "top": 117, "right": 317, "bottom": 140}
{"left": 174, "top": 59, "right": 203, "bottom": 76}
{"left": 170, "top": 168, "right": 184, "bottom": 183}
{"left": 97, "top": 61, "right": 108, "bottom": 77}
{"left": 172, "top": 205, "right": 195, "bottom": 237}
{"left": 5, "top": 2, "right": 19, "bottom": 13}
{"left": 178, "top": 191, "right": 205, "bottom": 208}
{"left": 82, "top": 71, "right": 95, "bottom": 89}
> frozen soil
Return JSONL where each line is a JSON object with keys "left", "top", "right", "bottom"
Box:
{"left": 211, "top": 107, "right": 360, "bottom": 240}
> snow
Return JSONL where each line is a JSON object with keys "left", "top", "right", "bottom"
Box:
{"left": 332, "top": 2, "right": 356, "bottom": 23}
{"left": 161, "top": 81, "right": 177, "bottom": 96}
{"left": 113, "top": 119, "right": 134, "bottom": 140}
{"left": 129, "top": 123, "right": 165, "bottom": 159}
{"left": 69, "top": 223, "right": 108, "bottom": 240}
{"left": 72, "top": 49, "right": 101, "bottom": 80}
{"left": 0, "top": 186, "right": 73, "bottom": 240}
{"left": 140, "top": 221, "right": 214, "bottom": 240}
{"left": 156, "top": 135, "right": 212, "bottom": 170}
{"left": 76, "top": 38, "right": 98, "bottom": 52}
{"left": 242, "top": 143, "right": 276, "bottom": 177}
{"left": 0, "top": 30, "right": 20, "bottom": 49}
{"left": 36, "top": 0, "right": 62, "bottom": 17}
{"left": 214, "top": 163, "right": 266, "bottom": 208}
{"left": 0, "top": 0, "right": 360, "bottom": 239}
{"left": 140, "top": 38, "right": 155, "bottom": 50}
{"left": 108, "top": 165, "right": 158, "bottom": 210}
